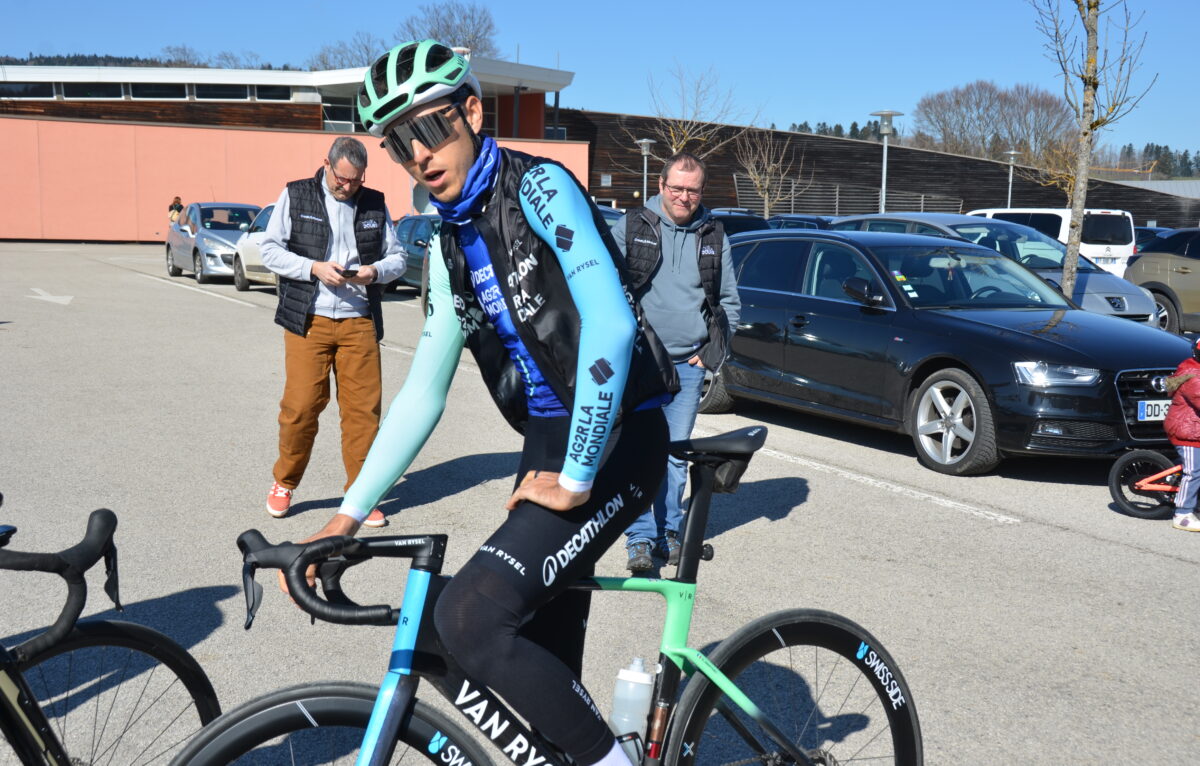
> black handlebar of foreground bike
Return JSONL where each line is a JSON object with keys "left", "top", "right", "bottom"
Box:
{"left": 0, "top": 507, "right": 122, "bottom": 663}
{"left": 236, "top": 529, "right": 447, "bottom": 630}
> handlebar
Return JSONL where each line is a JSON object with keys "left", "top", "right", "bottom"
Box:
{"left": 0, "top": 507, "right": 122, "bottom": 663}
{"left": 236, "top": 529, "right": 447, "bottom": 630}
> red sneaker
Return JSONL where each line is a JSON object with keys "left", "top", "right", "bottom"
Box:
{"left": 363, "top": 508, "right": 388, "bottom": 528}
{"left": 267, "top": 482, "right": 292, "bottom": 518}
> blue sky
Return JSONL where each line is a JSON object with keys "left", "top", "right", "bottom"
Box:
{"left": 5, "top": 0, "right": 1194, "bottom": 157}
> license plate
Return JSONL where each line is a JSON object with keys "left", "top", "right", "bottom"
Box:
{"left": 1138, "top": 400, "right": 1171, "bottom": 421}
{"left": 1094, "top": 257, "right": 1116, "bottom": 264}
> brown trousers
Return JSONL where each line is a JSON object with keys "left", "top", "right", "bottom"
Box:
{"left": 273, "top": 315, "right": 381, "bottom": 491}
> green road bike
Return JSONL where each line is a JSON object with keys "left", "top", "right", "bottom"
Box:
{"left": 175, "top": 426, "right": 922, "bottom": 765}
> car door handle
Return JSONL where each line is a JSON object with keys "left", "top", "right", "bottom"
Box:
{"left": 1175, "top": 266, "right": 1192, "bottom": 274}
{"left": 789, "top": 315, "right": 809, "bottom": 328}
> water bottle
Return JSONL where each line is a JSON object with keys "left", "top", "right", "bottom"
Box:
{"left": 608, "top": 657, "right": 654, "bottom": 764}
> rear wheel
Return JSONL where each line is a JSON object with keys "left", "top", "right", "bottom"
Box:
{"left": 698, "top": 370, "right": 735, "bottom": 414}
{"left": 18, "top": 620, "right": 220, "bottom": 765}
{"left": 172, "top": 682, "right": 494, "bottom": 766}
{"left": 166, "top": 245, "right": 182, "bottom": 277}
{"left": 909, "top": 369, "right": 998, "bottom": 475}
{"left": 193, "top": 251, "right": 210, "bottom": 285}
{"left": 666, "top": 609, "right": 922, "bottom": 766}
{"left": 233, "top": 257, "right": 250, "bottom": 291}
{"left": 1108, "top": 449, "right": 1178, "bottom": 519}
{"left": 1153, "top": 293, "right": 1179, "bottom": 333}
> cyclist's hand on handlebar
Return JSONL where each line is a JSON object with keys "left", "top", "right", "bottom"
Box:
{"left": 506, "top": 470, "right": 590, "bottom": 512}
{"left": 276, "top": 513, "right": 361, "bottom": 597}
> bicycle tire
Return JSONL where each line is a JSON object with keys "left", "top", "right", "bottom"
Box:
{"left": 1108, "top": 450, "right": 1178, "bottom": 520}
{"left": 664, "top": 609, "right": 922, "bottom": 766}
{"left": 172, "top": 681, "right": 496, "bottom": 766}
{"left": 17, "top": 619, "right": 221, "bottom": 765}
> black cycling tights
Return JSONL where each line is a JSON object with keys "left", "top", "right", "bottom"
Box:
{"left": 434, "top": 407, "right": 668, "bottom": 766}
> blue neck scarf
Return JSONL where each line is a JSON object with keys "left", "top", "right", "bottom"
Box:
{"left": 430, "top": 135, "right": 500, "bottom": 224}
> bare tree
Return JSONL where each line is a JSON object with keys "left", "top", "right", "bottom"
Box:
{"left": 619, "top": 64, "right": 755, "bottom": 166}
{"left": 911, "top": 80, "right": 1074, "bottom": 160}
{"left": 397, "top": 2, "right": 501, "bottom": 58}
{"left": 307, "top": 30, "right": 389, "bottom": 70}
{"left": 212, "top": 50, "right": 262, "bottom": 69}
{"left": 160, "top": 45, "right": 208, "bottom": 67}
{"left": 733, "top": 131, "right": 813, "bottom": 218}
{"left": 1030, "top": 0, "right": 1156, "bottom": 295}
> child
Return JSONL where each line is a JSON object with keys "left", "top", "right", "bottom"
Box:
{"left": 1163, "top": 336, "right": 1200, "bottom": 531}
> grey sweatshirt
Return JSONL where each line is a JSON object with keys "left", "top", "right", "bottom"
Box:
{"left": 611, "top": 194, "right": 741, "bottom": 361}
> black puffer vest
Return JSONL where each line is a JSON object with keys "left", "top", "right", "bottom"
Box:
{"left": 274, "top": 168, "right": 388, "bottom": 340}
{"left": 439, "top": 149, "right": 679, "bottom": 434}
{"left": 623, "top": 207, "right": 731, "bottom": 371}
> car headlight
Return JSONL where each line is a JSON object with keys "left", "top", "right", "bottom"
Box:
{"left": 201, "top": 237, "right": 234, "bottom": 254}
{"left": 1014, "top": 361, "right": 1101, "bottom": 387}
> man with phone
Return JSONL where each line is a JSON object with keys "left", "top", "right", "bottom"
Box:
{"left": 260, "top": 136, "right": 406, "bottom": 524}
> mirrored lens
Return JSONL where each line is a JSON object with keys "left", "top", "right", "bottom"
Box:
{"left": 382, "top": 107, "right": 458, "bottom": 163}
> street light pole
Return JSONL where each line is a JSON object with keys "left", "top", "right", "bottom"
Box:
{"left": 1003, "top": 150, "right": 1020, "bottom": 207}
{"left": 870, "top": 110, "right": 902, "bottom": 213}
{"left": 634, "top": 138, "right": 657, "bottom": 204}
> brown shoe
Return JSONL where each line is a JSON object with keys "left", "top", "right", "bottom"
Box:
{"left": 267, "top": 482, "right": 292, "bottom": 518}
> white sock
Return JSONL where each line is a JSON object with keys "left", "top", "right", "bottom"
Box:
{"left": 589, "top": 739, "right": 634, "bottom": 766}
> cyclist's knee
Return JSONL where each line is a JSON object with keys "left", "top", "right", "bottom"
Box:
{"left": 434, "top": 565, "right": 523, "bottom": 670}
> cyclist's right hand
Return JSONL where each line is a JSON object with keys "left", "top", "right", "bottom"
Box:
{"left": 276, "top": 513, "right": 362, "bottom": 597}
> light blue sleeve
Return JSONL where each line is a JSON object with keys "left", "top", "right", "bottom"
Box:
{"left": 338, "top": 236, "right": 467, "bottom": 521}
{"left": 518, "top": 163, "right": 637, "bottom": 492}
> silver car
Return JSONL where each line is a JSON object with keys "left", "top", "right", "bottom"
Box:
{"left": 166, "top": 202, "right": 261, "bottom": 284}
{"left": 232, "top": 205, "right": 277, "bottom": 291}
{"left": 829, "top": 213, "right": 1157, "bottom": 324}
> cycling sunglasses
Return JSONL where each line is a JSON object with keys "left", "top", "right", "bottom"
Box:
{"left": 381, "top": 104, "right": 464, "bottom": 163}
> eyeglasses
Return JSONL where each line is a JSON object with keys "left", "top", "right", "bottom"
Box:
{"left": 381, "top": 104, "right": 463, "bottom": 164}
{"left": 329, "top": 167, "right": 365, "bottom": 188}
{"left": 664, "top": 182, "right": 703, "bottom": 200}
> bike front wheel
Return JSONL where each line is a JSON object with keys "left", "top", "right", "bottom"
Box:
{"left": 18, "top": 619, "right": 221, "bottom": 765}
{"left": 1108, "top": 450, "right": 1178, "bottom": 520}
{"left": 172, "top": 681, "right": 495, "bottom": 766}
{"left": 665, "top": 609, "right": 921, "bottom": 766}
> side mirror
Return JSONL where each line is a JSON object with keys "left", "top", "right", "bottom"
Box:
{"left": 842, "top": 277, "right": 885, "bottom": 306}
{"left": 240, "top": 223, "right": 250, "bottom": 232}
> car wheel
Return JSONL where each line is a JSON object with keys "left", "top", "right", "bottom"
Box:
{"left": 193, "top": 251, "right": 210, "bottom": 285}
{"left": 909, "top": 369, "right": 999, "bottom": 476}
{"left": 698, "top": 369, "right": 735, "bottom": 414}
{"left": 166, "top": 245, "right": 182, "bottom": 277}
{"left": 233, "top": 257, "right": 250, "bottom": 291}
{"left": 1153, "top": 293, "right": 1179, "bottom": 333}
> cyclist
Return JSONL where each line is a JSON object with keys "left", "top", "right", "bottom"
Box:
{"left": 1164, "top": 336, "right": 1200, "bottom": 531}
{"left": 289, "top": 39, "right": 678, "bottom": 766}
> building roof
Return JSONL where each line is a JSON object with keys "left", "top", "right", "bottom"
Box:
{"left": 1115, "top": 180, "right": 1200, "bottom": 199}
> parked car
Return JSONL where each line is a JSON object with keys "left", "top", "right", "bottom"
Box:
{"left": 768, "top": 214, "right": 832, "bottom": 230}
{"left": 232, "top": 205, "right": 277, "bottom": 291}
{"left": 1122, "top": 228, "right": 1200, "bottom": 333}
{"left": 829, "top": 213, "right": 1156, "bottom": 324}
{"left": 392, "top": 213, "right": 441, "bottom": 291}
{"left": 968, "top": 207, "right": 1135, "bottom": 277}
{"left": 166, "top": 202, "right": 261, "bottom": 284}
{"left": 1135, "top": 225, "right": 1173, "bottom": 250}
{"left": 709, "top": 209, "right": 769, "bottom": 235}
{"left": 704, "top": 229, "right": 1190, "bottom": 475}
{"left": 596, "top": 206, "right": 624, "bottom": 228}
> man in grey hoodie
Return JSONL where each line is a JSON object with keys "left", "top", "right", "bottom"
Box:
{"left": 611, "top": 152, "right": 741, "bottom": 570}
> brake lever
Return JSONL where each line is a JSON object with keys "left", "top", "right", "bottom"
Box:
{"left": 103, "top": 543, "right": 122, "bottom": 611}
{"left": 242, "top": 560, "right": 264, "bottom": 630}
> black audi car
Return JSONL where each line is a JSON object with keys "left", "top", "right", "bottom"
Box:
{"left": 705, "top": 229, "right": 1190, "bottom": 475}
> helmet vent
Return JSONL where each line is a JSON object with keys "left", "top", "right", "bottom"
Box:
{"left": 376, "top": 94, "right": 410, "bottom": 120}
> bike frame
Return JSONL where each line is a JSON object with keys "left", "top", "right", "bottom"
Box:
{"left": 353, "top": 458, "right": 810, "bottom": 766}
{"left": 1133, "top": 463, "right": 1181, "bottom": 493}
{"left": 0, "top": 644, "right": 73, "bottom": 765}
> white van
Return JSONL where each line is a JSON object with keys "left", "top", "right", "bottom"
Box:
{"left": 967, "top": 207, "right": 1136, "bottom": 277}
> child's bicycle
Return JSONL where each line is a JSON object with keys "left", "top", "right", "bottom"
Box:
{"left": 1108, "top": 449, "right": 1181, "bottom": 519}
{"left": 173, "top": 426, "right": 923, "bottom": 765}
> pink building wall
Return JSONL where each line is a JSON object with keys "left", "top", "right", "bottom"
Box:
{"left": 0, "top": 116, "right": 590, "bottom": 242}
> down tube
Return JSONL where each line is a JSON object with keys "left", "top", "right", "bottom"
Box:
{"left": 358, "top": 569, "right": 432, "bottom": 766}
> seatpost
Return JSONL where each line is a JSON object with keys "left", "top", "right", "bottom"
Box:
{"left": 675, "top": 461, "right": 717, "bottom": 583}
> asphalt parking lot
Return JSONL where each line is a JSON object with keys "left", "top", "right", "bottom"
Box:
{"left": 3, "top": 241, "right": 1199, "bottom": 764}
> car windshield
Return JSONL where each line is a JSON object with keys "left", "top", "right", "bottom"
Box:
{"left": 875, "top": 245, "right": 1071, "bottom": 309}
{"left": 202, "top": 207, "right": 258, "bottom": 231}
{"left": 948, "top": 221, "right": 1101, "bottom": 272}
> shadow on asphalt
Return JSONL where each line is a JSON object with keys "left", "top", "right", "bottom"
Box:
{"left": 282, "top": 451, "right": 520, "bottom": 522}
{"left": 2, "top": 584, "right": 239, "bottom": 652}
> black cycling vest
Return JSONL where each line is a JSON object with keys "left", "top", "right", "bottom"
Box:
{"left": 274, "top": 168, "right": 388, "bottom": 340}
{"left": 438, "top": 149, "right": 679, "bottom": 434}
{"left": 623, "top": 206, "right": 731, "bottom": 370}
